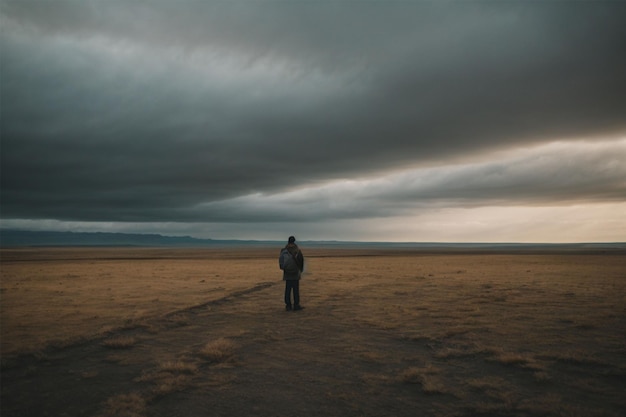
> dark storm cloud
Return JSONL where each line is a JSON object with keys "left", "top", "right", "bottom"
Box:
{"left": 180, "top": 139, "right": 626, "bottom": 223}
{"left": 1, "top": 1, "right": 625, "bottom": 225}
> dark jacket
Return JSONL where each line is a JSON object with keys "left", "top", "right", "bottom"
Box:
{"left": 279, "top": 243, "right": 304, "bottom": 280}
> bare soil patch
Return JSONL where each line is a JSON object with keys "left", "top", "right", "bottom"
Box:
{"left": 1, "top": 247, "right": 625, "bottom": 416}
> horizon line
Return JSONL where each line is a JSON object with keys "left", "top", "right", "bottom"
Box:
{"left": 0, "top": 228, "right": 624, "bottom": 247}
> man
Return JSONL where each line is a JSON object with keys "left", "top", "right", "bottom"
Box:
{"left": 279, "top": 236, "right": 305, "bottom": 311}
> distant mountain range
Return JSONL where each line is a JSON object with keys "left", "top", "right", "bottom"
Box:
{"left": 0, "top": 229, "right": 268, "bottom": 247}
{"left": 1, "top": 229, "right": 624, "bottom": 251}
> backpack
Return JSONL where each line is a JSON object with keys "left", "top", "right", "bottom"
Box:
{"left": 280, "top": 249, "right": 300, "bottom": 273}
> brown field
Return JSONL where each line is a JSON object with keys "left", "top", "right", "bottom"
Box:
{"left": 1, "top": 247, "right": 625, "bottom": 417}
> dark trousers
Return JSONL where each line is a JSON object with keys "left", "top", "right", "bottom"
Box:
{"left": 284, "top": 280, "right": 300, "bottom": 307}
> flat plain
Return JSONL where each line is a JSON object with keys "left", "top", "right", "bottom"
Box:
{"left": 1, "top": 247, "right": 625, "bottom": 417}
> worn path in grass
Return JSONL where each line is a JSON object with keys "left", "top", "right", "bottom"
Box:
{"left": 2, "top": 276, "right": 442, "bottom": 417}
{"left": 2, "top": 249, "right": 625, "bottom": 417}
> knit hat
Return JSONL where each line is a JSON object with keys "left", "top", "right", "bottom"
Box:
{"left": 288, "top": 236, "right": 296, "bottom": 244}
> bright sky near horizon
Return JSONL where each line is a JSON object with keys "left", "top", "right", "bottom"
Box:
{"left": 1, "top": 1, "right": 625, "bottom": 243}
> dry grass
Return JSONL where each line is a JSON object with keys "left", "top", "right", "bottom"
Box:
{"left": 198, "top": 337, "right": 235, "bottom": 363}
{"left": 102, "top": 336, "right": 137, "bottom": 349}
{"left": 488, "top": 349, "right": 531, "bottom": 366}
{"left": 134, "top": 359, "right": 199, "bottom": 399}
{"left": 400, "top": 364, "right": 447, "bottom": 394}
{"left": 157, "top": 360, "right": 198, "bottom": 374}
{"left": 0, "top": 248, "right": 271, "bottom": 355}
{"left": 95, "top": 392, "right": 146, "bottom": 417}
{"left": 359, "top": 351, "right": 385, "bottom": 363}
{"left": 1, "top": 247, "right": 625, "bottom": 417}
{"left": 150, "top": 374, "right": 193, "bottom": 398}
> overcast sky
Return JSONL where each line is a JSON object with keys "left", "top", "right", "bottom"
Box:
{"left": 2, "top": 1, "right": 625, "bottom": 242}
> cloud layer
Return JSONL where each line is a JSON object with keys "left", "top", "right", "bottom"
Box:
{"left": 1, "top": 1, "right": 625, "bottom": 241}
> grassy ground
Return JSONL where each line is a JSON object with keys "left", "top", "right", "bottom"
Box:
{"left": 1, "top": 247, "right": 625, "bottom": 416}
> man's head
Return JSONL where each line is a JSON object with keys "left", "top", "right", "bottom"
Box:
{"left": 288, "top": 236, "right": 296, "bottom": 244}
